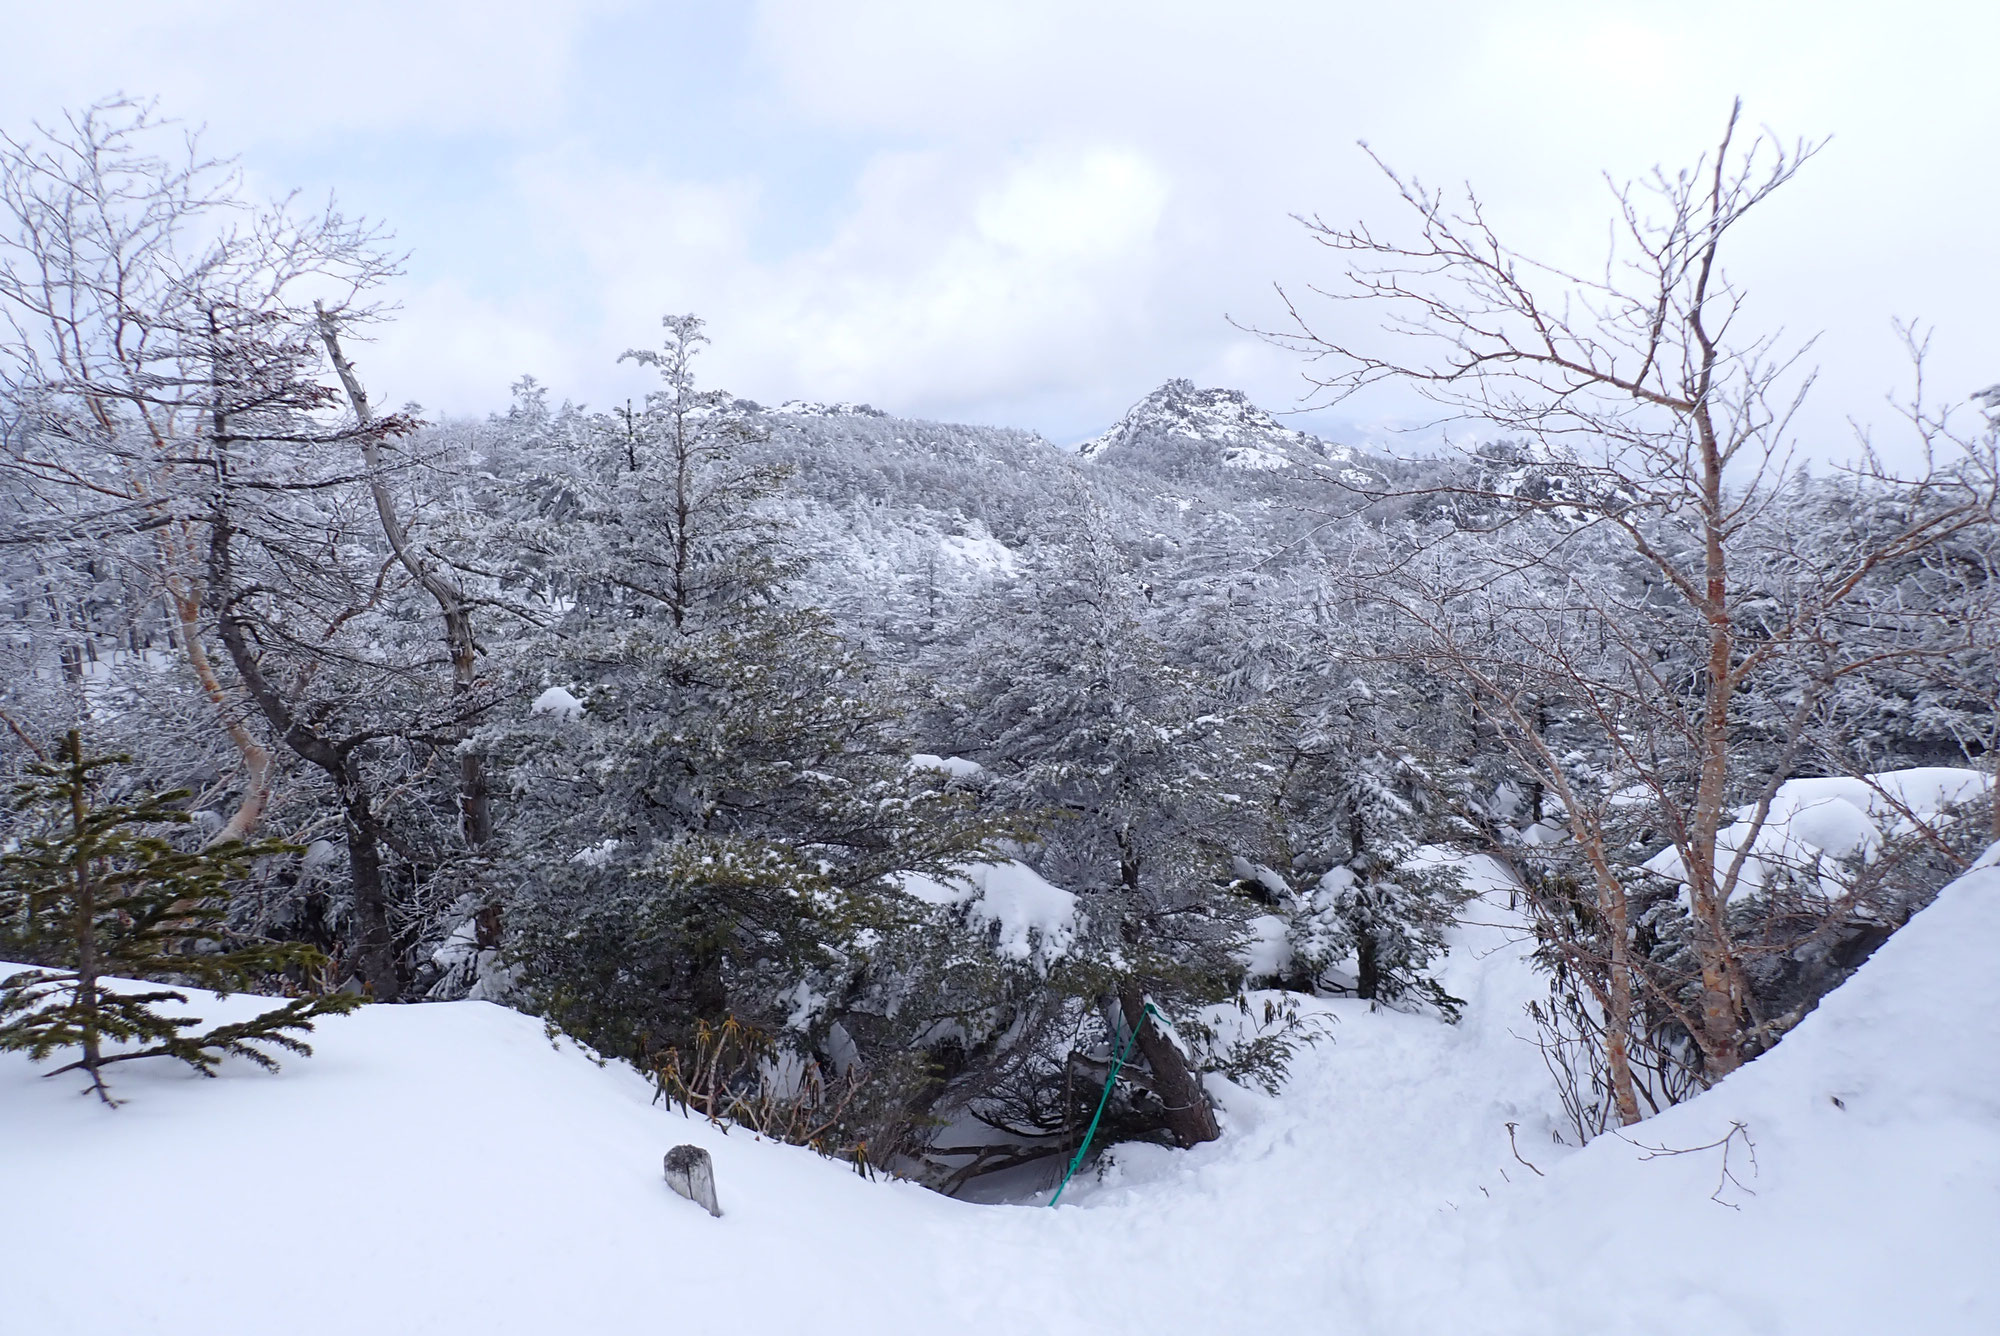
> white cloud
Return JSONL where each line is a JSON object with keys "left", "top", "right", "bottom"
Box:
{"left": 503, "top": 142, "right": 1175, "bottom": 417}
{"left": 763, "top": 145, "right": 1172, "bottom": 403}
{"left": 0, "top": 0, "right": 620, "bottom": 142}
{"left": 359, "top": 280, "right": 581, "bottom": 417}
{"left": 732, "top": 0, "right": 2000, "bottom": 445}
{"left": 4, "top": 0, "right": 1993, "bottom": 449}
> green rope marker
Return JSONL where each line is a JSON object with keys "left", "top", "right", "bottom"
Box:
{"left": 1048, "top": 1001, "right": 1158, "bottom": 1207}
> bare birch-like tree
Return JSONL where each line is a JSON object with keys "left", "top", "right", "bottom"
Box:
{"left": 0, "top": 99, "right": 448, "bottom": 1001}
{"left": 0, "top": 100, "right": 393, "bottom": 843}
{"left": 1261, "top": 102, "right": 1998, "bottom": 1125}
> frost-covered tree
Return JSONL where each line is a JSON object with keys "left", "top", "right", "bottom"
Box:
{"left": 1272, "top": 668, "right": 1472, "bottom": 1015}
{"left": 0, "top": 99, "right": 478, "bottom": 1005}
{"left": 479, "top": 318, "right": 993, "bottom": 1067}
{"left": 0, "top": 99, "right": 396, "bottom": 846}
{"left": 956, "top": 496, "right": 1246, "bottom": 1146}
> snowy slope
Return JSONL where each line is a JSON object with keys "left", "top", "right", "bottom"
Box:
{"left": 1429, "top": 846, "right": 2000, "bottom": 1335}
{"left": 5, "top": 853, "right": 1997, "bottom": 1335}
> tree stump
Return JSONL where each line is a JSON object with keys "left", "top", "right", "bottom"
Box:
{"left": 663, "top": 1145, "right": 722, "bottom": 1217}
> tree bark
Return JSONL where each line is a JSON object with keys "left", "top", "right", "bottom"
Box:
{"left": 162, "top": 569, "right": 276, "bottom": 845}
{"left": 336, "top": 783, "right": 402, "bottom": 1001}
{"left": 1575, "top": 829, "right": 1644, "bottom": 1127}
{"left": 1118, "top": 988, "right": 1220, "bottom": 1148}
{"left": 1355, "top": 931, "right": 1381, "bottom": 1003}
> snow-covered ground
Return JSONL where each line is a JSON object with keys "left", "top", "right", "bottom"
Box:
{"left": 6, "top": 853, "right": 1997, "bottom": 1335}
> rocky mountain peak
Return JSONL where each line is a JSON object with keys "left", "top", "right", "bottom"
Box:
{"left": 1077, "top": 379, "right": 1348, "bottom": 471}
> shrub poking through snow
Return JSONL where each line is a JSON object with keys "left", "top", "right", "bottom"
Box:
{"left": 0, "top": 732, "right": 360, "bottom": 1105}
{"left": 648, "top": 1014, "right": 912, "bottom": 1175}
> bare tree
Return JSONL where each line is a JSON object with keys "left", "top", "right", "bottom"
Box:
{"left": 1262, "top": 102, "right": 1998, "bottom": 1122}
{"left": 0, "top": 100, "right": 439, "bottom": 1001}
{"left": 0, "top": 100, "right": 393, "bottom": 843}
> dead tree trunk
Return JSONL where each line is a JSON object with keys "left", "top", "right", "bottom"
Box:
{"left": 315, "top": 305, "right": 492, "bottom": 849}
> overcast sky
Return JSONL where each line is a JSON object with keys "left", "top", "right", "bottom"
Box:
{"left": 4, "top": 0, "right": 1993, "bottom": 451}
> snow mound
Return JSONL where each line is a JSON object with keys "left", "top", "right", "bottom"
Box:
{"left": 1234, "top": 912, "right": 1293, "bottom": 981}
{"left": 899, "top": 860, "right": 1077, "bottom": 967}
{"left": 5, "top": 851, "right": 1996, "bottom": 1335}
{"left": 1644, "top": 766, "right": 1990, "bottom": 901}
{"left": 1425, "top": 847, "right": 2000, "bottom": 1335}
{"left": 529, "top": 685, "right": 584, "bottom": 721}
{"left": 0, "top": 988, "right": 975, "bottom": 1335}
{"left": 909, "top": 753, "right": 984, "bottom": 779}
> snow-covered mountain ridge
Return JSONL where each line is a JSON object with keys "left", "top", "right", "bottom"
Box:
{"left": 736, "top": 397, "right": 891, "bottom": 419}
{"left": 7, "top": 850, "right": 1996, "bottom": 1335}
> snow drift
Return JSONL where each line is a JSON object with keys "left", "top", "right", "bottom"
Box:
{"left": 4, "top": 853, "right": 1997, "bottom": 1335}
{"left": 1643, "top": 766, "right": 1991, "bottom": 902}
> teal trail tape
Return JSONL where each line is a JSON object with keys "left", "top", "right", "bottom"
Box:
{"left": 1048, "top": 1002, "right": 1158, "bottom": 1207}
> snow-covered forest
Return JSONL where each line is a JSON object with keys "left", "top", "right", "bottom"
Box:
{"left": 4, "top": 92, "right": 1999, "bottom": 1334}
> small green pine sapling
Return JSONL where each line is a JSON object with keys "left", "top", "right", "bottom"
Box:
{"left": 0, "top": 732, "right": 361, "bottom": 1105}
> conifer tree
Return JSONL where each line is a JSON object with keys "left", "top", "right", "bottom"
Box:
{"left": 0, "top": 733, "right": 360, "bottom": 1104}
{"left": 1268, "top": 666, "right": 1474, "bottom": 1016}
{"left": 483, "top": 317, "right": 992, "bottom": 1062}
{"left": 958, "top": 500, "right": 1246, "bottom": 1146}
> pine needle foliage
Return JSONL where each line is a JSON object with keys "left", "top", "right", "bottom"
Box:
{"left": 0, "top": 732, "right": 360, "bottom": 1105}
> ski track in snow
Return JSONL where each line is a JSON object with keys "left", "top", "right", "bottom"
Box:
{"left": 5, "top": 853, "right": 1998, "bottom": 1334}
